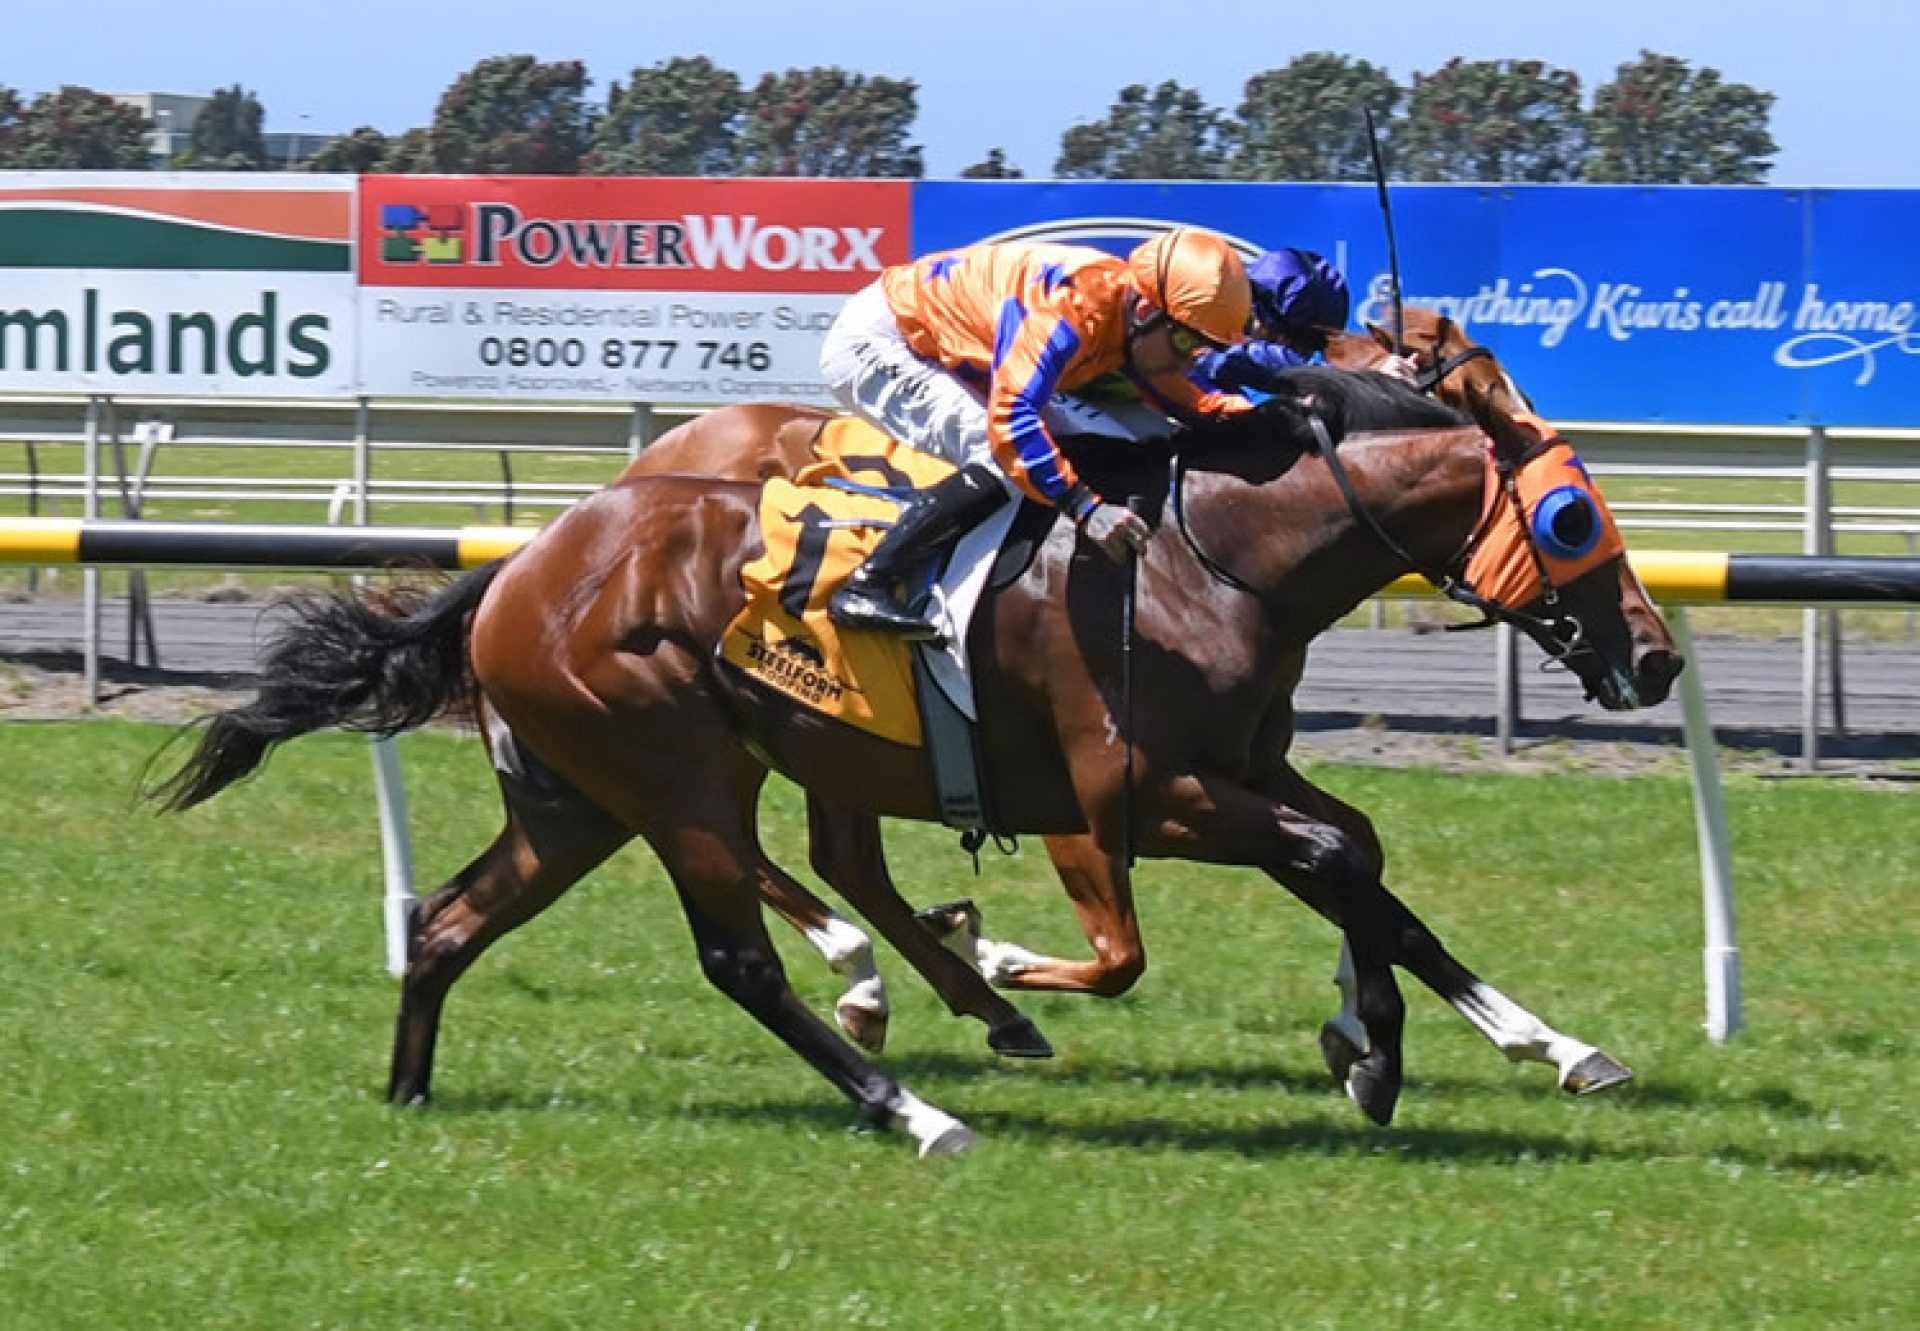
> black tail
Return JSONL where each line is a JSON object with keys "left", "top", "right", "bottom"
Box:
{"left": 145, "top": 563, "right": 506, "bottom": 812}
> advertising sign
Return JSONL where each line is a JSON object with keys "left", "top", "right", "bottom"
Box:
{"left": 0, "top": 173, "right": 358, "bottom": 398}
{"left": 357, "top": 177, "right": 912, "bottom": 403}
{"left": 912, "top": 182, "right": 1920, "bottom": 427}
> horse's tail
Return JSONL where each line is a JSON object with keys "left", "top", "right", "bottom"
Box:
{"left": 144, "top": 562, "right": 506, "bottom": 813}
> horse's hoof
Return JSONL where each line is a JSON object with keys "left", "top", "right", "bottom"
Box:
{"left": 389, "top": 1087, "right": 430, "bottom": 1109}
{"left": 1318, "top": 1020, "right": 1365, "bottom": 1086}
{"left": 987, "top": 1015, "right": 1054, "bottom": 1060}
{"left": 917, "top": 1122, "right": 977, "bottom": 1158}
{"left": 835, "top": 999, "right": 889, "bottom": 1055}
{"left": 1345, "top": 1051, "right": 1401, "bottom": 1127}
{"left": 1562, "top": 1050, "right": 1634, "bottom": 1096}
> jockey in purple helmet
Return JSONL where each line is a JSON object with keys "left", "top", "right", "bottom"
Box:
{"left": 1192, "top": 247, "right": 1352, "bottom": 393}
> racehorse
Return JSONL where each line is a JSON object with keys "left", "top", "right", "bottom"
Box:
{"left": 608, "top": 308, "right": 1666, "bottom": 1098}
{"left": 148, "top": 356, "right": 1681, "bottom": 1156}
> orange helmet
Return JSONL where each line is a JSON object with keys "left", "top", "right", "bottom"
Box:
{"left": 1127, "top": 227, "right": 1252, "bottom": 347}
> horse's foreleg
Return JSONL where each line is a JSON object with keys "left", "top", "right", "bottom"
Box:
{"left": 1141, "top": 770, "right": 1407, "bottom": 1125}
{"left": 946, "top": 833, "right": 1146, "bottom": 996}
{"left": 1264, "top": 764, "right": 1632, "bottom": 1097}
{"left": 391, "top": 771, "right": 630, "bottom": 1106}
{"left": 1322, "top": 931, "right": 1632, "bottom": 1096}
{"left": 806, "top": 795, "right": 1051, "bottom": 1059}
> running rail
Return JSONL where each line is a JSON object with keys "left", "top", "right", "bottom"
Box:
{"left": 4, "top": 517, "right": 1920, "bottom": 603}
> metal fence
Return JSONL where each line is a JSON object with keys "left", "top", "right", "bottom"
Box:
{"left": 3, "top": 393, "right": 1918, "bottom": 767}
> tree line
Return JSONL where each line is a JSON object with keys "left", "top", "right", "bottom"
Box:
{"left": 0, "top": 49, "right": 1775, "bottom": 183}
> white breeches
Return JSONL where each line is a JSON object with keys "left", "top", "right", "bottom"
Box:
{"left": 819, "top": 280, "right": 1001, "bottom": 476}
{"left": 819, "top": 280, "right": 1171, "bottom": 498}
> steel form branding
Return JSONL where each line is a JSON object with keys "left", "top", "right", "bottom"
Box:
{"left": 356, "top": 176, "right": 909, "bottom": 402}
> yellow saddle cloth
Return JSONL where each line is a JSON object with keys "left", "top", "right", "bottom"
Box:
{"left": 719, "top": 418, "right": 957, "bottom": 747}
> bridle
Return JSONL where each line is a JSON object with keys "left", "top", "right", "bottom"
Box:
{"left": 1168, "top": 389, "right": 1597, "bottom": 671}
{"left": 1409, "top": 343, "right": 1495, "bottom": 396}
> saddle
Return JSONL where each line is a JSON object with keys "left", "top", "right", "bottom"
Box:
{"left": 717, "top": 410, "right": 1175, "bottom": 834}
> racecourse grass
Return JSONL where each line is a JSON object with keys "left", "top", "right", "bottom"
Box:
{"left": 0, "top": 723, "right": 1913, "bottom": 1328}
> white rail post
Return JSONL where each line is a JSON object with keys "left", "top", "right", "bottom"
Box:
{"left": 1801, "top": 427, "right": 1831, "bottom": 770}
{"left": 1670, "top": 608, "right": 1743, "bottom": 1042}
{"left": 371, "top": 737, "right": 417, "bottom": 978}
{"left": 344, "top": 398, "right": 419, "bottom": 977}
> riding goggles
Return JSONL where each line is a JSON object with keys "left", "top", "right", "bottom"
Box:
{"left": 1136, "top": 310, "right": 1227, "bottom": 359}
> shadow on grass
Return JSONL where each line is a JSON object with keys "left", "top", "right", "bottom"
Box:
{"left": 686, "top": 1098, "right": 1897, "bottom": 1177}
{"left": 418, "top": 1060, "right": 1895, "bottom": 1179}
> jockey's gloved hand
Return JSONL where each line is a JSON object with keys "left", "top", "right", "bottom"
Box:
{"left": 1077, "top": 500, "right": 1151, "bottom": 563}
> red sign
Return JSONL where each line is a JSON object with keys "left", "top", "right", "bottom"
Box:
{"left": 358, "top": 176, "right": 911, "bottom": 293}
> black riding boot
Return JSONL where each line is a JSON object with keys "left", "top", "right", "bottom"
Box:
{"left": 828, "top": 464, "right": 1007, "bottom": 639}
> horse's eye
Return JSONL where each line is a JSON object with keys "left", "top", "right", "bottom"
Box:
{"left": 1532, "top": 486, "right": 1600, "bottom": 560}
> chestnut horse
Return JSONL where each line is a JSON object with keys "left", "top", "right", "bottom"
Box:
{"left": 150, "top": 365, "right": 1680, "bottom": 1155}
{"left": 617, "top": 309, "right": 1667, "bottom": 1098}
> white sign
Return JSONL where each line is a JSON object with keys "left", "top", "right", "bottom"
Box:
{"left": 357, "top": 287, "right": 839, "bottom": 404}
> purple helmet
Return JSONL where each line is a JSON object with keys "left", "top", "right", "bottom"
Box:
{"left": 1248, "top": 248, "right": 1350, "bottom": 351}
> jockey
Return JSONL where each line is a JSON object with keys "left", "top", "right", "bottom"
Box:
{"left": 1193, "top": 246, "right": 1418, "bottom": 394}
{"left": 819, "top": 226, "right": 1254, "bottom": 639}
{"left": 1192, "top": 247, "right": 1349, "bottom": 392}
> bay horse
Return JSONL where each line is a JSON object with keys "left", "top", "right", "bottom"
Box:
{"left": 149, "top": 363, "right": 1681, "bottom": 1155}
{"left": 611, "top": 309, "right": 1669, "bottom": 1098}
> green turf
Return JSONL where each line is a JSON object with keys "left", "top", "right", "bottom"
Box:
{"left": 0, "top": 722, "right": 1912, "bottom": 1327}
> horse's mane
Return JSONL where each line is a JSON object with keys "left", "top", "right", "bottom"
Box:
{"left": 1062, "top": 368, "right": 1469, "bottom": 504}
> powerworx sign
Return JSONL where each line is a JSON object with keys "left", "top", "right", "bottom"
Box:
{"left": 1, "top": 172, "right": 1915, "bottom": 425}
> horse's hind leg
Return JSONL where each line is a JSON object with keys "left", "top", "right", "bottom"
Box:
{"left": 390, "top": 771, "right": 630, "bottom": 1105}
{"left": 744, "top": 784, "right": 891, "bottom": 1054}
{"left": 1265, "top": 765, "right": 1632, "bottom": 1097}
{"left": 665, "top": 839, "right": 975, "bottom": 1156}
{"left": 506, "top": 683, "right": 978, "bottom": 1155}
{"left": 804, "top": 794, "right": 1051, "bottom": 1059}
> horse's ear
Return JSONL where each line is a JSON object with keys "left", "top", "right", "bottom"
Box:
{"left": 1364, "top": 321, "right": 1397, "bottom": 351}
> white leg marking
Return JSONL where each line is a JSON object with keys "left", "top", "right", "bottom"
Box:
{"left": 1327, "top": 938, "right": 1370, "bottom": 1053}
{"left": 976, "top": 938, "right": 1056, "bottom": 986}
{"left": 1452, "top": 981, "right": 1601, "bottom": 1084}
{"left": 888, "top": 1089, "right": 976, "bottom": 1157}
{"left": 806, "top": 914, "right": 887, "bottom": 1014}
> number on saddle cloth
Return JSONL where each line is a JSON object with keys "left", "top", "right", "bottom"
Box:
{"left": 717, "top": 420, "right": 961, "bottom": 748}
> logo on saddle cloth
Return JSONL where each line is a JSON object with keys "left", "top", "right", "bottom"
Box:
{"left": 719, "top": 418, "right": 958, "bottom": 747}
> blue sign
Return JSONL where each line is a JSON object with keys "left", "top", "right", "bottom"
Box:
{"left": 912, "top": 182, "right": 1920, "bottom": 427}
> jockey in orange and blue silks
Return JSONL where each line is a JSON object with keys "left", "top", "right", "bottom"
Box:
{"left": 818, "top": 227, "right": 1255, "bottom": 639}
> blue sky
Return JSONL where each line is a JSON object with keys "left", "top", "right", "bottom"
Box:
{"left": 8, "top": 0, "right": 1914, "bottom": 184}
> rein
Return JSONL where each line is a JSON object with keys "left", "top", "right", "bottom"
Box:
{"left": 1411, "top": 344, "right": 1494, "bottom": 395}
{"left": 1168, "top": 412, "right": 1593, "bottom": 662}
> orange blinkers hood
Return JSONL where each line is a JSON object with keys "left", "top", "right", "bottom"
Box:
{"left": 1461, "top": 439, "right": 1625, "bottom": 611}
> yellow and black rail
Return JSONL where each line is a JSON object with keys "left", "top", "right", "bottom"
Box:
{"left": 3, "top": 518, "right": 1919, "bottom": 605}
{"left": 1383, "top": 551, "right": 1920, "bottom": 605}
{"left": 0, "top": 518, "right": 529, "bottom": 573}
